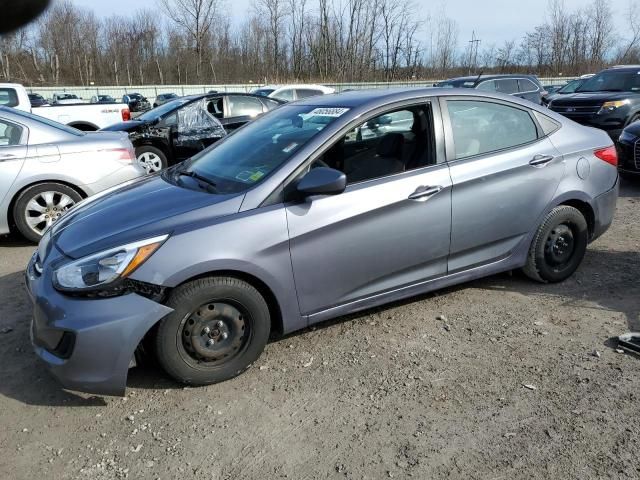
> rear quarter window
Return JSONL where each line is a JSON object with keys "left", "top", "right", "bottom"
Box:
{"left": 518, "top": 79, "right": 539, "bottom": 93}
{"left": 532, "top": 110, "right": 561, "bottom": 136}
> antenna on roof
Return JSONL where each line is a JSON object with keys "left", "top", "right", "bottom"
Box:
{"left": 473, "top": 71, "right": 484, "bottom": 87}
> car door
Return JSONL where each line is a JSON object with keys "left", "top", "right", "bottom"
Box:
{"left": 441, "top": 97, "right": 565, "bottom": 272}
{"left": 222, "top": 95, "right": 265, "bottom": 133}
{"left": 0, "top": 118, "right": 28, "bottom": 205}
{"left": 285, "top": 101, "right": 452, "bottom": 317}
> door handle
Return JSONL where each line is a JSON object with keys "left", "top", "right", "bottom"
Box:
{"left": 529, "top": 154, "right": 554, "bottom": 167}
{"left": 0, "top": 153, "right": 16, "bottom": 162}
{"left": 408, "top": 185, "right": 443, "bottom": 201}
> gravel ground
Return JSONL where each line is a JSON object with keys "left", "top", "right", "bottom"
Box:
{"left": 0, "top": 180, "right": 638, "bottom": 480}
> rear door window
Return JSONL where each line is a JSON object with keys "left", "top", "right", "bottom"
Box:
{"left": 0, "top": 88, "right": 19, "bottom": 107}
{"left": 227, "top": 96, "right": 264, "bottom": 117}
{"left": 476, "top": 80, "right": 496, "bottom": 92}
{"left": 446, "top": 100, "right": 539, "bottom": 159}
{"left": 0, "top": 119, "right": 25, "bottom": 146}
{"left": 495, "top": 79, "right": 519, "bottom": 95}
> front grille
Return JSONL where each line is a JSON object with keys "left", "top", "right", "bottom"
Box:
{"left": 550, "top": 105, "right": 601, "bottom": 115}
{"left": 635, "top": 140, "right": 640, "bottom": 170}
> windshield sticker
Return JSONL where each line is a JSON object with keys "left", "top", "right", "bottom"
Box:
{"left": 308, "top": 107, "right": 350, "bottom": 117}
{"left": 249, "top": 171, "right": 265, "bottom": 181}
{"left": 282, "top": 142, "right": 298, "bottom": 153}
{"left": 235, "top": 171, "right": 253, "bottom": 182}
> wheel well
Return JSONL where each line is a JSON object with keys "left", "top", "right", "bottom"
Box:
{"left": 7, "top": 180, "right": 87, "bottom": 232}
{"left": 68, "top": 122, "right": 98, "bottom": 131}
{"left": 560, "top": 199, "right": 595, "bottom": 238}
{"left": 175, "top": 270, "right": 284, "bottom": 336}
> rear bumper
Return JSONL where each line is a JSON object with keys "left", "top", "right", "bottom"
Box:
{"left": 591, "top": 175, "right": 619, "bottom": 242}
{"left": 25, "top": 253, "right": 172, "bottom": 396}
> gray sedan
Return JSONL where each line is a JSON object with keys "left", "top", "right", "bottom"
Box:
{"left": 0, "top": 106, "right": 145, "bottom": 242}
{"left": 26, "top": 88, "right": 618, "bottom": 395}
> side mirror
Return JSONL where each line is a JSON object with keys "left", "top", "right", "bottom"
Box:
{"left": 296, "top": 167, "right": 346, "bottom": 197}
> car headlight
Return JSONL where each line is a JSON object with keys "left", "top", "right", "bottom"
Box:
{"left": 53, "top": 235, "right": 168, "bottom": 291}
{"left": 598, "top": 99, "right": 630, "bottom": 114}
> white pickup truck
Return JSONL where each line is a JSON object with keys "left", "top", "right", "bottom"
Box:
{"left": 0, "top": 83, "right": 130, "bottom": 130}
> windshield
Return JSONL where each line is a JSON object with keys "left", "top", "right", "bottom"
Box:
{"left": 577, "top": 70, "right": 640, "bottom": 93}
{"left": 8, "top": 108, "right": 85, "bottom": 136}
{"left": 170, "top": 104, "right": 346, "bottom": 194}
{"left": 138, "top": 97, "right": 195, "bottom": 121}
{"left": 558, "top": 79, "right": 582, "bottom": 94}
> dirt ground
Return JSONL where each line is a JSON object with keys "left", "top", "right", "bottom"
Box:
{"left": 0, "top": 180, "right": 639, "bottom": 480}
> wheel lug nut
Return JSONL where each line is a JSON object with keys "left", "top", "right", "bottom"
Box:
{"left": 206, "top": 339, "right": 215, "bottom": 346}
{"left": 203, "top": 326, "right": 210, "bottom": 334}
{"left": 221, "top": 332, "right": 228, "bottom": 340}
{"left": 216, "top": 321, "right": 224, "bottom": 328}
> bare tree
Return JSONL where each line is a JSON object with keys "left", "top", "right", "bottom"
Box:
{"left": 158, "top": 0, "right": 222, "bottom": 82}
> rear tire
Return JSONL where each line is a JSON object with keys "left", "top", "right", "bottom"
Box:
{"left": 155, "top": 276, "right": 271, "bottom": 386}
{"left": 523, "top": 206, "right": 588, "bottom": 283}
{"left": 13, "top": 182, "right": 82, "bottom": 243}
{"left": 135, "top": 145, "right": 168, "bottom": 173}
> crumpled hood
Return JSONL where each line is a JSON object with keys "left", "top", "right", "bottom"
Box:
{"left": 52, "top": 174, "right": 244, "bottom": 259}
{"left": 101, "top": 120, "right": 146, "bottom": 133}
{"left": 551, "top": 92, "right": 635, "bottom": 106}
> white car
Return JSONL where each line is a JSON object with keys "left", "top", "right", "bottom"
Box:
{"left": 1, "top": 83, "right": 131, "bottom": 131}
{"left": 252, "top": 84, "right": 335, "bottom": 102}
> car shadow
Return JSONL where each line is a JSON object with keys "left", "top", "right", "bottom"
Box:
{"left": 619, "top": 176, "right": 640, "bottom": 198}
{"left": 0, "top": 233, "right": 33, "bottom": 248}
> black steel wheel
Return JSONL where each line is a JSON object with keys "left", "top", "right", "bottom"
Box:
{"left": 523, "top": 205, "right": 588, "bottom": 283}
{"left": 155, "top": 276, "right": 270, "bottom": 386}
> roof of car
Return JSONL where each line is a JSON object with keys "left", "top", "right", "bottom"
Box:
{"left": 294, "top": 86, "right": 553, "bottom": 110}
{"left": 605, "top": 65, "right": 640, "bottom": 72}
{"left": 444, "top": 74, "right": 538, "bottom": 82}
{"left": 294, "top": 87, "right": 438, "bottom": 108}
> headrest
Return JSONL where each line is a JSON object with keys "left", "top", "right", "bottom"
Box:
{"left": 376, "top": 133, "right": 404, "bottom": 158}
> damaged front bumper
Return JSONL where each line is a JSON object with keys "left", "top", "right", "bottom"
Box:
{"left": 25, "top": 251, "right": 172, "bottom": 396}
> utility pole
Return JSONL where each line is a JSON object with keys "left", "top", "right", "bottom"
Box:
{"left": 468, "top": 31, "right": 481, "bottom": 75}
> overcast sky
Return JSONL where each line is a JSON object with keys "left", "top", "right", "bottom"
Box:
{"left": 72, "top": 0, "right": 632, "bottom": 47}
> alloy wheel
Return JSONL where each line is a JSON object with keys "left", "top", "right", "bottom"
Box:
{"left": 24, "top": 191, "right": 76, "bottom": 237}
{"left": 137, "top": 151, "right": 163, "bottom": 173}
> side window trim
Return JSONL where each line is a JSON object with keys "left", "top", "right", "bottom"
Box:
{"left": 439, "top": 95, "right": 544, "bottom": 164}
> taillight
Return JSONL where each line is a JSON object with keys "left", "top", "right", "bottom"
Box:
{"left": 105, "top": 148, "right": 134, "bottom": 165}
{"left": 121, "top": 108, "right": 131, "bottom": 121}
{"left": 594, "top": 146, "right": 618, "bottom": 166}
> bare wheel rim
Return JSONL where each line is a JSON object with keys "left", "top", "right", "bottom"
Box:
{"left": 137, "top": 151, "right": 163, "bottom": 173}
{"left": 177, "top": 300, "right": 253, "bottom": 370}
{"left": 24, "top": 191, "right": 76, "bottom": 236}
